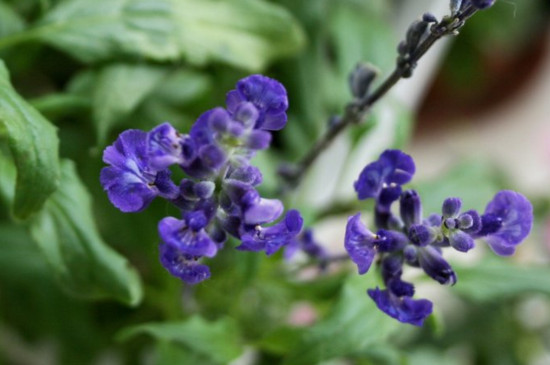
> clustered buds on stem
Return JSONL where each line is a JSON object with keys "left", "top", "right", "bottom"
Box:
{"left": 345, "top": 150, "right": 533, "bottom": 325}
{"left": 100, "top": 75, "right": 304, "bottom": 284}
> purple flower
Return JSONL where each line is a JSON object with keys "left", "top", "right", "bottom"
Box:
{"left": 368, "top": 284, "right": 432, "bottom": 326}
{"left": 159, "top": 243, "right": 211, "bottom": 285}
{"left": 477, "top": 190, "right": 533, "bottom": 256}
{"left": 146, "top": 122, "right": 195, "bottom": 170}
{"left": 354, "top": 150, "right": 415, "bottom": 206}
{"left": 237, "top": 210, "right": 303, "bottom": 255}
{"left": 158, "top": 215, "right": 218, "bottom": 258}
{"left": 226, "top": 74, "right": 288, "bottom": 131}
{"left": 100, "top": 130, "right": 178, "bottom": 212}
{"left": 417, "top": 245, "right": 457, "bottom": 285}
{"left": 344, "top": 214, "right": 377, "bottom": 275}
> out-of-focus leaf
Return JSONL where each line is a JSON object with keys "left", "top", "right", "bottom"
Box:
{"left": 414, "top": 160, "right": 502, "bottom": 214}
{"left": 35, "top": 0, "right": 305, "bottom": 70}
{"left": 0, "top": 151, "right": 15, "bottom": 205}
{"left": 29, "top": 160, "right": 143, "bottom": 306}
{"left": 154, "top": 341, "right": 217, "bottom": 365}
{"left": 92, "top": 63, "right": 168, "bottom": 143}
{"left": 117, "top": 316, "right": 243, "bottom": 364}
{"left": 0, "top": 59, "right": 59, "bottom": 219}
{"left": 454, "top": 259, "right": 550, "bottom": 303}
{"left": 281, "top": 274, "right": 401, "bottom": 365}
{"left": 30, "top": 93, "right": 90, "bottom": 119}
{"left": 0, "top": 2, "right": 25, "bottom": 37}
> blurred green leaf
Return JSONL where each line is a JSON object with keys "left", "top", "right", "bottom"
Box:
{"left": 118, "top": 316, "right": 243, "bottom": 364}
{"left": 455, "top": 259, "right": 550, "bottom": 303}
{"left": 0, "top": 59, "right": 59, "bottom": 219}
{"left": 30, "top": 93, "right": 90, "bottom": 119}
{"left": 414, "top": 160, "right": 502, "bottom": 214}
{"left": 34, "top": 0, "right": 305, "bottom": 70}
{"left": 92, "top": 63, "right": 168, "bottom": 143}
{"left": 29, "top": 159, "right": 143, "bottom": 306}
{"left": 281, "top": 274, "right": 401, "bottom": 365}
{"left": 0, "top": 2, "right": 25, "bottom": 38}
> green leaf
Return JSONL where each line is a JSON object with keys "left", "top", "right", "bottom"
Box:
{"left": 0, "top": 59, "right": 60, "bottom": 219}
{"left": 281, "top": 274, "right": 401, "bottom": 365}
{"left": 0, "top": 2, "right": 25, "bottom": 38}
{"left": 29, "top": 160, "right": 143, "bottom": 306}
{"left": 92, "top": 63, "right": 168, "bottom": 143}
{"left": 454, "top": 259, "right": 550, "bottom": 303}
{"left": 35, "top": 0, "right": 305, "bottom": 70}
{"left": 117, "top": 316, "right": 243, "bottom": 364}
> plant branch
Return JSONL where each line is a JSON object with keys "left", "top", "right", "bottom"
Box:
{"left": 279, "top": 4, "right": 479, "bottom": 190}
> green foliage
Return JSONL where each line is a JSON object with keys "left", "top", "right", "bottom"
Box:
{"left": 0, "top": 59, "right": 59, "bottom": 219}
{"left": 455, "top": 259, "right": 550, "bottom": 303}
{"left": 32, "top": 0, "right": 305, "bottom": 70}
{"left": 280, "top": 274, "right": 401, "bottom": 365}
{"left": 118, "top": 316, "right": 243, "bottom": 364}
{"left": 92, "top": 63, "right": 169, "bottom": 143}
{"left": 29, "top": 160, "right": 143, "bottom": 306}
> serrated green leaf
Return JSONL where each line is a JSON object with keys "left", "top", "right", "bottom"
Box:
{"left": 117, "top": 316, "right": 243, "bottom": 364}
{"left": 0, "top": 59, "right": 60, "bottom": 219}
{"left": 92, "top": 63, "right": 168, "bottom": 143}
{"left": 29, "top": 160, "right": 143, "bottom": 306}
{"left": 454, "top": 259, "right": 550, "bottom": 303}
{"left": 281, "top": 274, "right": 401, "bottom": 365}
{"left": 35, "top": 0, "right": 305, "bottom": 71}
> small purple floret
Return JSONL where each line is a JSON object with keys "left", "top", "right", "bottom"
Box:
{"left": 479, "top": 190, "right": 533, "bottom": 256}
{"left": 100, "top": 130, "right": 177, "bottom": 212}
{"left": 367, "top": 286, "right": 433, "bottom": 326}
{"left": 344, "top": 214, "right": 377, "bottom": 275}
{"left": 159, "top": 243, "right": 211, "bottom": 285}
{"left": 354, "top": 150, "right": 415, "bottom": 205}
{"left": 226, "top": 75, "right": 289, "bottom": 131}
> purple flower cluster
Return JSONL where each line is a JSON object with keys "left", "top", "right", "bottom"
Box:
{"left": 346, "top": 149, "right": 533, "bottom": 326}
{"left": 101, "top": 75, "right": 303, "bottom": 284}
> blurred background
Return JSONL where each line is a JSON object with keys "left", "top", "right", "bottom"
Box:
{"left": 0, "top": 0, "right": 549, "bottom": 364}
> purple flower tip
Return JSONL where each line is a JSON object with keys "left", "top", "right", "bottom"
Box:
{"left": 480, "top": 190, "right": 533, "bottom": 256}
{"left": 159, "top": 243, "right": 211, "bottom": 285}
{"left": 354, "top": 150, "right": 415, "bottom": 204}
{"left": 100, "top": 129, "right": 171, "bottom": 212}
{"left": 367, "top": 287, "right": 433, "bottom": 326}
{"left": 226, "top": 75, "right": 288, "bottom": 131}
{"left": 344, "top": 214, "right": 377, "bottom": 275}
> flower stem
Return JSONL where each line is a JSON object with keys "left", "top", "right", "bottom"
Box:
{"left": 279, "top": 4, "right": 479, "bottom": 190}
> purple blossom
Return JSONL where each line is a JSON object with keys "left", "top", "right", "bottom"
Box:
{"left": 100, "top": 130, "right": 178, "bottom": 212}
{"left": 237, "top": 210, "right": 303, "bottom": 255}
{"left": 417, "top": 246, "right": 457, "bottom": 285}
{"left": 368, "top": 285, "right": 433, "bottom": 326}
{"left": 477, "top": 190, "right": 533, "bottom": 256}
{"left": 344, "top": 214, "right": 377, "bottom": 275}
{"left": 146, "top": 122, "right": 195, "bottom": 170}
{"left": 354, "top": 150, "right": 415, "bottom": 206}
{"left": 226, "top": 74, "right": 289, "bottom": 131}
{"left": 284, "top": 228, "right": 328, "bottom": 262}
{"left": 158, "top": 215, "right": 218, "bottom": 258}
{"left": 159, "top": 243, "right": 211, "bottom": 285}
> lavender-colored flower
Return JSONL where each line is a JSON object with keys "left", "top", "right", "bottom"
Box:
{"left": 477, "top": 190, "right": 533, "bottom": 256}
{"left": 368, "top": 285, "right": 433, "bottom": 326}
{"left": 237, "top": 210, "right": 303, "bottom": 255}
{"left": 146, "top": 122, "right": 195, "bottom": 170}
{"left": 417, "top": 245, "right": 457, "bottom": 285}
{"left": 158, "top": 214, "right": 218, "bottom": 258}
{"left": 100, "top": 130, "right": 178, "bottom": 212}
{"left": 344, "top": 214, "right": 377, "bottom": 275}
{"left": 159, "top": 243, "right": 211, "bottom": 285}
{"left": 354, "top": 150, "right": 415, "bottom": 206}
{"left": 226, "top": 74, "right": 289, "bottom": 131}
{"left": 439, "top": 197, "right": 480, "bottom": 252}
